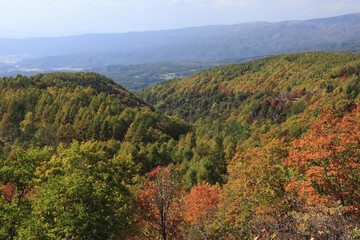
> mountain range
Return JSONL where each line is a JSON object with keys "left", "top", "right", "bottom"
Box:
{"left": 0, "top": 13, "right": 359, "bottom": 75}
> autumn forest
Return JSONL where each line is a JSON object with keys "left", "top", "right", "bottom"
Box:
{"left": 1, "top": 52, "right": 360, "bottom": 239}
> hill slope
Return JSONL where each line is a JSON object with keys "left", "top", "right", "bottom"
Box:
{"left": 138, "top": 53, "right": 360, "bottom": 120}
{"left": 0, "top": 72, "right": 190, "bottom": 149}
{"left": 138, "top": 52, "right": 360, "bottom": 145}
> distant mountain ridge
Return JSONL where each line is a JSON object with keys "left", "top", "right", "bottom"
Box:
{"left": 1, "top": 13, "right": 360, "bottom": 71}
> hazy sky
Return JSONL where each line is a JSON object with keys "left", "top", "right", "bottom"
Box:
{"left": 1, "top": 0, "right": 360, "bottom": 38}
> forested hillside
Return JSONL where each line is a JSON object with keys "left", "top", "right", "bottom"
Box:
{"left": 1, "top": 54, "right": 360, "bottom": 239}
{"left": 0, "top": 72, "right": 147, "bottom": 145}
{"left": 138, "top": 52, "right": 360, "bottom": 144}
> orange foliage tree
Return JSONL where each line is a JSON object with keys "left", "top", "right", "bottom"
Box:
{"left": 223, "top": 138, "right": 290, "bottom": 238}
{"left": 134, "top": 166, "right": 184, "bottom": 240}
{"left": 183, "top": 182, "right": 221, "bottom": 239}
{"left": 285, "top": 107, "right": 360, "bottom": 210}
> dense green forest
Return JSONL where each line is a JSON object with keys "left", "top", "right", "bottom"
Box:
{"left": 1, "top": 53, "right": 360, "bottom": 239}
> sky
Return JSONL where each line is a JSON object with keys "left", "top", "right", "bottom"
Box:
{"left": 1, "top": 0, "right": 360, "bottom": 38}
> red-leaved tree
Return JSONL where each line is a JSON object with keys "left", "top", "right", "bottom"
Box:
{"left": 135, "top": 166, "right": 184, "bottom": 240}
{"left": 285, "top": 107, "right": 360, "bottom": 210}
{"left": 184, "top": 182, "right": 221, "bottom": 239}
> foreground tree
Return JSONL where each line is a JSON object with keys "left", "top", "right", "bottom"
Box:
{"left": 17, "top": 141, "right": 137, "bottom": 240}
{"left": 183, "top": 182, "right": 221, "bottom": 239}
{"left": 134, "top": 166, "right": 184, "bottom": 240}
{"left": 285, "top": 107, "right": 360, "bottom": 210}
{"left": 279, "top": 107, "right": 360, "bottom": 239}
{"left": 223, "top": 138, "right": 290, "bottom": 239}
{"left": 0, "top": 146, "right": 53, "bottom": 239}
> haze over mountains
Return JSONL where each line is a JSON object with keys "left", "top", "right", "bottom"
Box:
{"left": 1, "top": 13, "right": 360, "bottom": 90}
